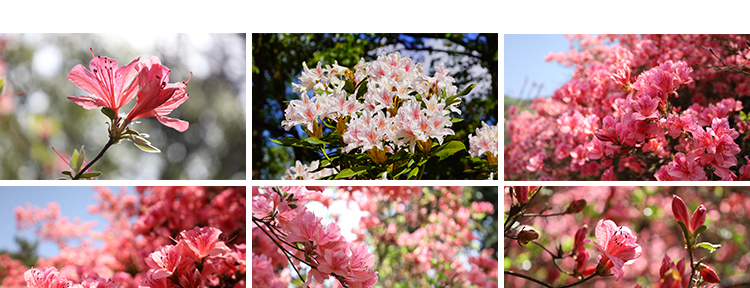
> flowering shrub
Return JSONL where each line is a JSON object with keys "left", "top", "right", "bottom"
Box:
{"left": 0, "top": 186, "right": 246, "bottom": 287}
{"left": 503, "top": 186, "right": 735, "bottom": 287}
{"left": 252, "top": 186, "right": 498, "bottom": 287}
{"left": 275, "top": 52, "right": 498, "bottom": 179}
{"left": 505, "top": 34, "right": 750, "bottom": 180}
{"left": 58, "top": 49, "right": 191, "bottom": 180}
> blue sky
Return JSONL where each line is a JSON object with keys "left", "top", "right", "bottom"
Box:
{"left": 504, "top": 34, "right": 577, "bottom": 99}
{"left": 0, "top": 186, "right": 134, "bottom": 257}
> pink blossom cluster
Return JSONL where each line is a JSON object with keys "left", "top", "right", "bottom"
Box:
{"left": 282, "top": 52, "right": 461, "bottom": 155}
{"left": 333, "top": 186, "right": 497, "bottom": 287}
{"left": 2, "top": 187, "right": 246, "bottom": 287}
{"left": 281, "top": 160, "right": 335, "bottom": 180}
{"left": 505, "top": 34, "right": 750, "bottom": 180}
{"left": 252, "top": 186, "right": 378, "bottom": 287}
{"left": 468, "top": 121, "right": 498, "bottom": 158}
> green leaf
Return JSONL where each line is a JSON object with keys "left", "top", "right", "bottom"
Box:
{"left": 61, "top": 170, "right": 72, "bottom": 177}
{"left": 740, "top": 111, "right": 748, "bottom": 121}
{"left": 303, "top": 137, "right": 328, "bottom": 145}
{"left": 0, "top": 78, "right": 5, "bottom": 93}
{"left": 356, "top": 80, "right": 369, "bottom": 98}
{"left": 455, "top": 83, "right": 475, "bottom": 97}
{"left": 270, "top": 137, "right": 301, "bottom": 146}
{"left": 288, "top": 204, "right": 297, "bottom": 209}
{"left": 77, "top": 148, "right": 86, "bottom": 173}
{"left": 450, "top": 117, "right": 464, "bottom": 123}
{"left": 696, "top": 242, "right": 721, "bottom": 253}
{"left": 80, "top": 172, "right": 102, "bottom": 179}
{"left": 56, "top": 177, "right": 69, "bottom": 180}
{"left": 407, "top": 167, "right": 420, "bottom": 179}
{"left": 677, "top": 221, "right": 691, "bottom": 244}
{"left": 693, "top": 225, "right": 707, "bottom": 237}
{"left": 70, "top": 149, "right": 80, "bottom": 171}
{"left": 100, "top": 107, "right": 117, "bottom": 120}
{"left": 334, "top": 167, "right": 367, "bottom": 179}
{"left": 343, "top": 79, "right": 356, "bottom": 94}
{"left": 431, "top": 141, "right": 466, "bottom": 161}
{"left": 130, "top": 135, "right": 161, "bottom": 153}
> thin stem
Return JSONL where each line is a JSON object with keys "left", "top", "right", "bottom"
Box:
{"left": 559, "top": 273, "right": 597, "bottom": 288}
{"left": 504, "top": 270, "right": 552, "bottom": 288}
{"left": 252, "top": 218, "right": 311, "bottom": 286}
{"left": 72, "top": 138, "right": 115, "bottom": 180}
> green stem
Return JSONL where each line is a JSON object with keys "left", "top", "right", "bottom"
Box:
{"left": 72, "top": 138, "right": 115, "bottom": 180}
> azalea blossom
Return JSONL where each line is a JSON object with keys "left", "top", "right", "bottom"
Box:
{"left": 585, "top": 219, "right": 642, "bottom": 281}
{"left": 67, "top": 48, "right": 140, "bottom": 115}
{"left": 177, "top": 226, "right": 231, "bottom": 261}
{"left": 125, "top": 56, "right": 191, "bottom": 132}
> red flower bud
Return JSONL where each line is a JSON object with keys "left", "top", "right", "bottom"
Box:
{"left": 690, "top": 204, "right": 706, "bottom": 232}
{"left": 513, "top": 186, "right": 529, "bottom": 203}
{"left": 566, "top": 199, "right": 587, "bottom": 213}
{"left": 699, "top": 263, "right": 720, "bottom": 283}
{"left": 671, "top": 195, "right": 690, "bottom": 229}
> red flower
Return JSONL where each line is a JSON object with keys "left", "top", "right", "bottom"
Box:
{"left": 125, "top": 57, "right": 191, "bottom": 132}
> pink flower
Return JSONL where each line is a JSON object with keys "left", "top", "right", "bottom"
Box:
{"left": 67, "top": 48, "right": 141, "bottom": 115}
{"left": 125, "top": 57, "right": 191, "bottom": 132}
{"left": 316, "top": 248, "right": 350, "bottom": 277}
{"left": 24, "top": 267, "right": 73, "bottom": 288}
{"left": 177, "top": 226, "right": 231, "bottom": 262}
{"left": 585, "top": 219, "right": 642, "bottom": 281}
{"left": 144, "top": 245, "right": 185, "bottom": 279}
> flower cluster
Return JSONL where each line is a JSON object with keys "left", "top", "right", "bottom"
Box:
{"left": 2, "top": 187, "right": 246, "bottom": 287}
{"left": 283, "top": 52, "right": 459, "bottom": 153}
{"left": 505, "top": 34, "right": 750, "bottom": 180}
{"left": 252, "top": 186, "right": 378, "bottom": 287}
{"left": 468, "top": 121, "right": 498, "bottom": 159}
{"left": 339, "top": 186, "right": 498, "bottom": 287}
{"left": 277, "top": 51, "right": 474, "bottom": 179}
{"left": 23, "top": 226, "right": 244, "bottom": 288}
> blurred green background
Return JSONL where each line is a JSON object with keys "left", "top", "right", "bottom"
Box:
{"left": 252, "top": 33, "right": 498, "bottom": 179}
{"left": 0, "top": 33, "right": 246, "bottom": 180}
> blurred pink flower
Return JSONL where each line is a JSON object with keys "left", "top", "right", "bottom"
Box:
{"left": 585, "top": 219, "right": 642, "bottom": 281}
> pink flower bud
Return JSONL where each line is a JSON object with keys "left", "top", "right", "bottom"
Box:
{"left": 699, "top": 263, "right": 720, "bottom": 283}
{"left": 671, "top": 195, "right": 690, "bottom": 229}
{"left": 690, "top": 204, "right": 707, "bottom": 232}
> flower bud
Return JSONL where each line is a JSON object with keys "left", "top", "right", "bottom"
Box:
{"left": 513, "top": 186, "right": 529, "bottom": 203}
{"left": 699, "top": 263, "right": 720, "bottom": 283}
{"left": 566, "top": 199, "right": 587, "bottom": 213}
{"left": 574, "top": 226, "right": 587, "bottom": 249}
{"left": 671, "top": 195, "right": 690, "bottom": 229}
{"left": 690, "top": 204, "right": 706, "bottom": 233}
{"left": 517, "top": 226, "right": 539, "bottom": 246}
